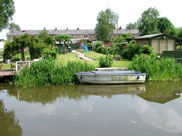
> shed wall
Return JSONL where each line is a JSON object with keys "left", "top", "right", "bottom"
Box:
{"left": 151, "top": 39, "right": 175, "bottom": 54}
{"left": 135, "top": 39, "right": 149, "bottom": 46}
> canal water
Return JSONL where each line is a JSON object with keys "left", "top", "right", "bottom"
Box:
{"left": 0, "top": 81, "right": 182, "bottom": 136}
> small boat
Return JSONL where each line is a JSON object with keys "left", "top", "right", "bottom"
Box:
{"left": 76, "top": 70, "right": 146, "bottom": 84}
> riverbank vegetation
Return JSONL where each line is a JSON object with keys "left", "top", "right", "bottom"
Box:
{"left": 15, "top": 59, "right": 95, "bottom": 87}
{"left": 129, "top": 54, "right": 182, "bottom": 81}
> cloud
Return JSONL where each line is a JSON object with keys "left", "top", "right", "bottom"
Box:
{"left": 130, "top": 99, "right": 182, "bottom": 133}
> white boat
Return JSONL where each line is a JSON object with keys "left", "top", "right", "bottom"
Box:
{"left": 76, "top": 70, "right": 146, "bottom": 84}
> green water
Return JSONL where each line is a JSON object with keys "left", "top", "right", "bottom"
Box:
{"left": 0, "top": 82, "right": 182, "bottom": 136}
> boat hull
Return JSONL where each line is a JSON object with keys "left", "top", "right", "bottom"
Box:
{"left": 76, "top": 72, "right": 146, "bottom": 84}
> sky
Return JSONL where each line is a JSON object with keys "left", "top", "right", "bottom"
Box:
{"left": 0, "top": 0, "right": 182, "bottom": 39}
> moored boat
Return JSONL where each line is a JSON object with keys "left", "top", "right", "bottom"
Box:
{"left": 76, "top": 70, "right": 146, "bottom": 84}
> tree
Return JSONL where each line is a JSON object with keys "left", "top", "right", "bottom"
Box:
{"left": 95, "top": 8, "right": 119, "bottom": 41}
{"left": 55, "top": 34, "right": 72, "bottom": 53}
{"left": 9, "top": 22, "right": 21, "bottom": 30}
{"left": 12, "top": 34, "right": 32, "bottom": 61}
{"left": 175, "top": 27, "right": 182, "bottom": 38}
{"left": 158, "top": 17, "right": 175, "bottom": 35}
{"left": 38, "top": 29, "right": 54, "bottom": 46}
{"left": 0, "top": 0, "right": 15, "bottom": 31}
{"left": 138, "top": 7, "right": 160, "bottom": 35}
{"left": 38, "top": 29, "right": 49, "bottom": 41}
{"left": 126, "top": 22, "right": 138, "bottom": 30}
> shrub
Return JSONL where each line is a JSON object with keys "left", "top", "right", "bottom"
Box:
{"left": 11, "top": 54, "right": 21, "bottom": 61}
{"left": 43, "top": 49, "right": 57, "bottom": 59}
{"left": 138, "top": 45, "right": 155, "bottom": 56}
{"left": 99, "top": 55, "right": 113, "bottom": 67}
{"left": 129, "top": 54, "right": 182, "bottom": 81}
{"left": 95, "top": 41, "right": 103, "bottom": 48}
{"left": 96, "top": 46, "right": 103, "bottom": 53}
{"left": 106, "top": 47, "right": 114, "bottom": 55}
{"left": 15, "top": 60, "right": 95, "bottom": 87}
{"left": 122, "top": 41, "right": 139, "bottom": 60}
{"left": 87, "top": 43, "right": 93, "bottom": 50}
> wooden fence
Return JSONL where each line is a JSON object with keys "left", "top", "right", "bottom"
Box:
{"left": 16, "top": 61, "right": 31, "bottom": 73}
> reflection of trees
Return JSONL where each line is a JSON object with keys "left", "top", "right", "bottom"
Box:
{"left": 138, "top": 82, "right": 182, "bottom": 104}
{"left": 0, "top": 100, "right": 22, "bottom": 136}
{"left": 7, "top": 86, "right": 89, "bottom": 105}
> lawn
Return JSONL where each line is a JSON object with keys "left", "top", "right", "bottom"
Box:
{"left": 0, "top": 51, "right": 131, "bottom": 70}
{"left": 57, "top": 50, "right": 131, "bottom": 68}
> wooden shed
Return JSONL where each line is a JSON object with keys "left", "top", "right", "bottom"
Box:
{"left": 135, "top": 33, "right": 181, "bottom": 54}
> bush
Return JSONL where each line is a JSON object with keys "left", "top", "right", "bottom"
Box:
{"left": 87, "top": 43, "right": 93, "bottom": 50}
{"left": 138, "top": 45, "right": 155, "bottom": 56}
{"left": 11, "top": 54, "right": 21, "bottom": 61}
{"left": 122, "top": 41, "right": 139, "bottom": 60}
{"left": 96, "top": 46, "right": 103, "bottom": 53}
{"left": 15, "top": 60, "right": 95, "bottom": 87}
{"left": 99, "top": 55, "right": 113, "bottom": 67}
{"left": 43, "top": 49, "right": 57, "bottom": 59}
{"left": 129, "top": 54, "right": 182, "bottom": 80}
{"left": 106, "top": 47, "right": 114, "bottom": 55}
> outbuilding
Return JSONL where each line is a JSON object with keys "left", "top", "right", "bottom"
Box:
{"left": 135, "top": 33, "right": 182, "bottom": 54}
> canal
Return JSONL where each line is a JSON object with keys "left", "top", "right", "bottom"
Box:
{"left": 0, "top": 81, "right": 182, "bottom": 136}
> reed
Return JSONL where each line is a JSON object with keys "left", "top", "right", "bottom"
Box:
{"left": 15, "top": 59, "right": 95, "bottom": 87}
{"left": 129, "top": 54, "right": 182, "bottom": 81}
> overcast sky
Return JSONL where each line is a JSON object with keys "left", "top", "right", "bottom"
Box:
{"left": 0, "top": 0, "right": 182, "bottom": 39}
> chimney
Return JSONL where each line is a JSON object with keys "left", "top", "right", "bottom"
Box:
{"left": 77, "top": 27, "right": 79, "bottom": 30}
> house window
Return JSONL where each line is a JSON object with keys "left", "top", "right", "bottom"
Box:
{"left": 84, "top": 35, "right": 88, "bottom": 38}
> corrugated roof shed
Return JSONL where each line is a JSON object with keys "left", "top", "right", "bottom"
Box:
{"left": 135, "top": 33, "right": 163, "bottom": 39}
{"left": 7, "top": 29, "right": 139, "bottom": 36}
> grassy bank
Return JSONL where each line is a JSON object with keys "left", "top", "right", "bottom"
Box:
{"left": 76, "top": 50, "right": 130, "bottom": 68}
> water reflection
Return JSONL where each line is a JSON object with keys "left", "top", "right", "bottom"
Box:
{"left": 138, "top": 82, "right": 182, "bottom": 104}
{"left": 0, "top": 100, "right": 22, "bottom": 136}
{"left": 78, "top": 84, "right": 145, "bottom": 95}
{"left": 0, "top": 82, "right": 182, "bottom": 136}
{"left": 6, "top": 86, "right": 89, "bottom": 105}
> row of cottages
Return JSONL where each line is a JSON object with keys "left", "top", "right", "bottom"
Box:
{"left": 7, "top": 29, "right": 139, "bottom": 42}
{"left": 135, "top": 33, "right": 182, "bottom": 54}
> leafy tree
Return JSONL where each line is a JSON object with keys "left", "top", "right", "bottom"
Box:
{"left": 95, "top": 8, "right": 119, "bottom": 41}
{"left": 158, "top": 17, "right": 175, "bottom": 35}
{"left": 0, "top": 0, "right": 15, "bottom": 31}
{"left": 29, "top": 36, "right": 46, "bottom": 60}
{"left": 38, "top": 29, "right": 54, "bottom": 46}
{"left": 138, "top": 7, "right": 160, "bottom": 35}
{"left": 126, "top": 22, "right": 138, "bottom": 30}
{"left": 9, "top": 22, "right": 21, "bottom": 30}
{"left": 113, "top": 33, "right": 133, "bottom": 43}
{"left": 12, "top": 34, "right": 32, "bottom": 61}
{"left": 175, "top": 27, "right": 182, "bottom": 38}
{"left": 55, "top": 34, "right": 72, "bottom": 53}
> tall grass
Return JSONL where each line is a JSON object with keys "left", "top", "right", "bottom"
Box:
{"left": 129, "top": 54, "right": 182, "bottom": 81}
{"left": 15, "top": 59, "right": 95, "bottom": 87}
